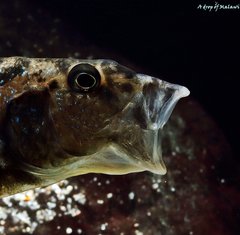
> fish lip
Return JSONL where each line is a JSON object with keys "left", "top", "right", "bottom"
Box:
{"left": 137, "top": 74, "right": 190, "bottom": 130}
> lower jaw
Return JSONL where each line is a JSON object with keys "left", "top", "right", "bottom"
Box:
{"left": 20, "top": 127, "right": 166, "bottom": 181}
{"left": 65, "top": 128, "right": 166, "bottom": 176}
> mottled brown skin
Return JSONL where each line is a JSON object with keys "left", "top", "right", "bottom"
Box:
{"left": 0, "top": 57, "right": 189, "bottom": 197}
{"left": 1, "top": 59, "right": 135, "bottom": 166}
{"left": 0, "top": 58, "right": 137, "bottom": 196}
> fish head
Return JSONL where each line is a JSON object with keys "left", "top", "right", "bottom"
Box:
{"left": 3, "top": 58, "right": 190, "bottom": 180}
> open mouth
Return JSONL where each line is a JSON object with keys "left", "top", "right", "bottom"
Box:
{"left": 63, "top": 76, "right": 190, "bottom": 176}
{"left": 21, "top": 76, "right": 189, "bottom": 178}
{"left": 77, "top": 76, "right": 190, "bottom": 175}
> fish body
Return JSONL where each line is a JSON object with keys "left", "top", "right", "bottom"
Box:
{"left": 0, "top": 57, "right": 189, "bottom": 197}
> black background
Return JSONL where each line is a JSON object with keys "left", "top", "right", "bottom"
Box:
{"left": 41, "top": 0, "right": 239, "bottom": 160}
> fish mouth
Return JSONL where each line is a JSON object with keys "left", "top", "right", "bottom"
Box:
{"left": 70, "top": 76, "right": 190, "bottom": 176}
{"left": 137, "top": 74, "right": 190, "bottom": 130}
{"left": 21, "top": 76, "right": 189, "bottom": 179}
{"left": 92, "top": 75, "right": 190, "bottom": 175}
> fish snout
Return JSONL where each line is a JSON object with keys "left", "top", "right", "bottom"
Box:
{"left": 138, "top": 74, "right": 190, "bottom": 130}
{"left": 122, "top": 74, "right": 190, "bottom": 175}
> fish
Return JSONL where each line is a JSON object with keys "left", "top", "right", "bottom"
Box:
{"left": 0, "top": 57, "right": 189, "bottom": 197}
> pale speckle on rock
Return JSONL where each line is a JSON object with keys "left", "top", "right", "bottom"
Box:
{"left": 135, "top": 230, "right": 143, "bottom": 235}
{"left": 66, "top": 227, "right": 73, "bottom": 234}
{"left": 97, "top": 199, "right": 104, "bottom": 204}
{"left": 128, "top": 192, "right": 135, "bottom": 200}
{"left": 107, "top": 193, "right": 113, "bottom": 199}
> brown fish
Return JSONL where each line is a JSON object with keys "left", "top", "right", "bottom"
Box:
{"left": 0, "top": 57, "right": 189, "bottom": 197}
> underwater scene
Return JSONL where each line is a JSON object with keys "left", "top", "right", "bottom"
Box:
{"left": 0, "top": 1, "right": 239, "bottom": 235}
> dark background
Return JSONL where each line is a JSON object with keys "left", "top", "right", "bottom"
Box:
{"left": 42, "top": 0, "right": 239, "bottom": 160}
{"left": 1, "top": 0, "right": 240, "bottom": 160}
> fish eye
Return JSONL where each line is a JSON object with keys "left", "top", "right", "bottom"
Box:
{"left": 68, "top": 63, "right": 101, "bottom": 92}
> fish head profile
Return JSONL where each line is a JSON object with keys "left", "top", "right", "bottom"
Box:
{"left": 0, "top": 57, "right": 190, "bottom": 185}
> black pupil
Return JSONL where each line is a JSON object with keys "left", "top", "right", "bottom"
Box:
{"left": 75, "top": 73, "right": 96, "bottom": 89}
{"left": 68, "top": 63, "right": 101, "bottom": 92}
